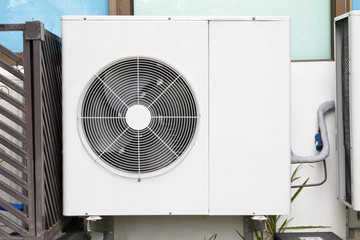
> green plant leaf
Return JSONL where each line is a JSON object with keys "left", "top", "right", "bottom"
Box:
{"left": 291, "top": 164, "right": 302, "bottom": 182}
{"left": 266, "top": 215, "right": 282, "bottom": 237}
{"left": 278, "top": 219, "right": 288, "bottom": 233}
{"left": 235, "top": 229, "right": 247, "bottom": 240}
{"left": 208, "top": 233, "right": 217, "bottom": 240}
{"left": 291, "top": 177, "right": 310, "bottom": 202}
{"left": 254, "top": 229, "right": 260, "bottom": 240}
{"left": 292, "top": 176, "right": 301, "bottom": 182}
{"left": 253, "top": 229, "right": 265, "bottom": 240}
{"left": 278, "top": 218, "right": 293, "bottom": 233}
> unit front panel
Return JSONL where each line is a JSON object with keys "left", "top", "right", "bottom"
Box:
{"left": 209, "top": 20, "right": 291, "bottom": 215}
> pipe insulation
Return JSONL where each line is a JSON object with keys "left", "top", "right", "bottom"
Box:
{"left": 291, "top": 100, "right": 335, "bottom": 164}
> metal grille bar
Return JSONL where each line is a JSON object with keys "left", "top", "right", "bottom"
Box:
{"left": 36, "top": 29, "right": 63, "bottom": 234}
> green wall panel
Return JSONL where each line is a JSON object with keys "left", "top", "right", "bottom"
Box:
{"left": 134, "top": 0, "right": 331, "bottom": 60}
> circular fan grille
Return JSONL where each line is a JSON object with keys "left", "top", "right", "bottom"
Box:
{"left": 78, "top": 57, "right": 199, "bottom": 178}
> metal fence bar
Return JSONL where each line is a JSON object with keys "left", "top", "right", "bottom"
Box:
{"left": 0, "top": 45, "right": 23, "bottom": 65}
{"left": 0, "top": 24, "right": 30, "bottom": 239}
{"left": 0, "top": 134, "right": 27, "bottom": 158}
{"left": 0, "top": 89, "right": 26, "bottom": 112}
{"left": 0, "top": 150, "right": 27, "bottom": 173}
{"left": 43, "top": 218, "right": 69, "bottom": 240}
{"left": 0, "top": 104, "right": 26, "bottom": 128}
{"left": 23, "top": 23, "right": 36, "bottom": 237}
{"left": 0, "top": 214, "right": 28, "bottom": 236}
{"left": 0, "top": 229, "right": 9, "bottom": 238}
{"left": 0, "top": 121, "right": 27, "bottom": 143}
{"left": 41, "top": 32, "right": 62, "bottom": 231}
{"left": 40, "top": 30, "right": 63, "bottom": 237}
{"left": 0, "top": 165, "right": 27, "bottom": 188}
{"left": 0, "top": 24, "right": 25, "bottom": 31}
{"left": 0, "top": 59, "right": 24, "bottom": 80}
{"left": 0, "top": 21, "right": 64, "bottom": 240}
{"left": 29, "top": 23, "right": 47, "bottom": 237}
{"left": 0, "top": 181, "right": 27, "bottom": 203}
{"left": 0, "top": 198, "right": 28, "bottom": 222}
{"left": 0, "top": 74, "right": 25, "bottom": 95}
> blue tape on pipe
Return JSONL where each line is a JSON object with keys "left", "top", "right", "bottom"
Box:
{"left": 315, "top": 132, "right": 323, "bottom": 152}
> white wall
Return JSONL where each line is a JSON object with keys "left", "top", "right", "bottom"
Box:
{"left": 286, "top": 61, "right": 346, "bottom": 238}
{"left": 109, "top": 61, "right": 346, "bottom": 240}
{"left": 114, "top": 216, "right": 243, "bottom": 240}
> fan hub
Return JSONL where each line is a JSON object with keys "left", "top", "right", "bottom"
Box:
{"left": 125, "top": 104, "right": 151, "bottom": 130}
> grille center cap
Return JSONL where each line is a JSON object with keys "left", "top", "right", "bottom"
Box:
{"left": 125, "top": 104, "right": 151, "bottom": 130}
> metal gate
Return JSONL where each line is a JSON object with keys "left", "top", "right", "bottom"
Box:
{"left": 0, "top": 21, "right": 65, "bottom": 239}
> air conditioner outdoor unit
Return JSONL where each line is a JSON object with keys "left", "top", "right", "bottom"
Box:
{"left": 335, "top": 11, "right": 360, "bottom": 210}
{"left": 62, "top": 16, "right": 291, "bottom": 216}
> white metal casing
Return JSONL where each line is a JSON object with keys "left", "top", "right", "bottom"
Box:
{"left": 335, "top": 11, "right": 360, "bottom": 210}
{"left": 209, "top": 20, "right": 291, "bottom": 215}
{"left": 62, "top": 16, "right": 291, "bottom": 216}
